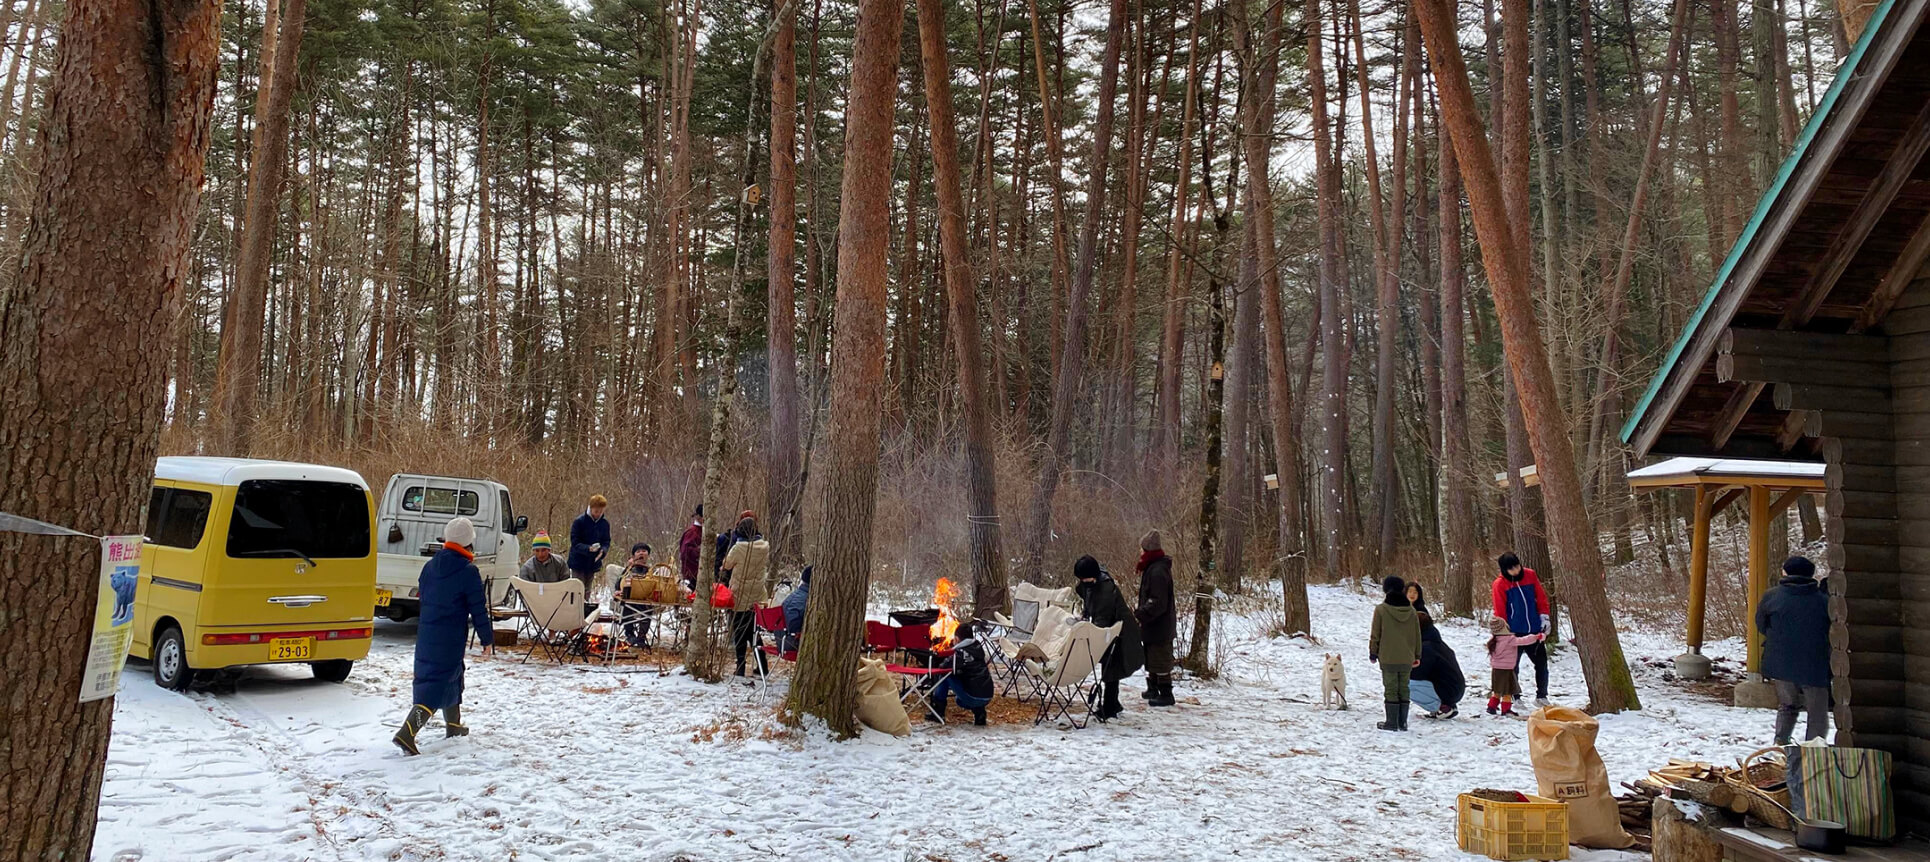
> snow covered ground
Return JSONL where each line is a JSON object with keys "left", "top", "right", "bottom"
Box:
{"left": 96, "top": 584, "right": 1770, "bottom": 862}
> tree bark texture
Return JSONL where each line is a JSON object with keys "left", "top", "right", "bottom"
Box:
{"left": 766, "top": 0, "right": 803, "bottom": 577}
{"left": 0, "top": 0, "right": 223, "bottom": 855}
{"left": 788, "top": 0, "right": 899, "bottom": 735}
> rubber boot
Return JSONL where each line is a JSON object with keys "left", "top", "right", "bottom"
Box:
{"left": 1149, "top": 675, "right": 1176, "bottom": 708}
{"left": 1377, "top": 701, "right": 1402, "bottom": 731}
{"left": 444, "top": 705, "right": 468, "bottom": 738}
{"left": 1100, "top": 680, "right": 1125, "bottom": 721}
{"left": 1142, "top": 680, "right": 1157, "bottom": 700}
{"left": 1398, "top": 701, "right": 1410, "bottom": 731}
{"left": 972, "top": 706, "right": 987, "bottom": 726}
{"left": 392, "top": 704, "right": 432, "bottom": 755}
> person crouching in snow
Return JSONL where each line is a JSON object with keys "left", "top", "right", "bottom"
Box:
{"left": 926, "top": 621, "right": 996, "bottom": 725}
{"left": 1484, "top": 615, "right": 1544, "bottom": 717}
{"left": 393, "top": 516, "right": 496, "bottom": 755}
{"left": 1368, "top": 576, "right": 1421, "bottom": 731}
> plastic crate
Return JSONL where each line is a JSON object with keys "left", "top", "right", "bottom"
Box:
{"left": 1456, "top": 792, "right": 1570, "bottom": 861}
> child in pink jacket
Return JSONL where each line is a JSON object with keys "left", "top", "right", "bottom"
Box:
{"left": 1485, "top": 615, "right": 1545, "bottom": 716}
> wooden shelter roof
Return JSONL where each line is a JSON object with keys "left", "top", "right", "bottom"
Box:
{"left": 1625, "top": 457, "right": 1826, "bottom": 490}
{"left": 1622, "top": 0, "right": 1930, "bottom": 457}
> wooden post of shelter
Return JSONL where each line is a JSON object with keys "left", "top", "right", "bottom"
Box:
{"left": 1686, "top": 484, "right": 1712, "bottom": 659}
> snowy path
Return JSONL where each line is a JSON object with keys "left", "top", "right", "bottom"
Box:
{"left": 98, "top": 585, "right": 1770, "bottom": 861}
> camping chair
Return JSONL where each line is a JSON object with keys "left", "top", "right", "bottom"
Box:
{"left": 752, "top": 605, "right": 795, "bottom": 697}
{"left": 884, "top": 624, "right": 951, "bottom": 722}
{"left": 1034, "top": 621, "right": 1120, "bottom": 729}
{"left": 863, "top": 620, "right": 898, "bottom": 659}
{"left": 515, "top": 576, "right": 590, "bottom": 664}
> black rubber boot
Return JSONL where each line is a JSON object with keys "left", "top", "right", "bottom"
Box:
{"left": 1398, "top": 701, "right": 1410, "bottom": 731}
{"left": 1377, "top": 701, "right": 1402, "bottom": 731}
{"left": 1149, "top": 675, "right": 1176, "bottom": 708}
{"left": 1099, "top": 680, "right": 1125, "bottom": 720}
{"left": 972, "top": 706, "right": 987, "bottom": 726}
{"left": 392, "top": 704, "right": 432, "bottom": 755}
{"left": 444, "top": 705, "right": 468, "bottom": 738}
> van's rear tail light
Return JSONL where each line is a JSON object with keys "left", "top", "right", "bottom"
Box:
{"left": 202, "top": 627, "right": 373, "bottom": 646}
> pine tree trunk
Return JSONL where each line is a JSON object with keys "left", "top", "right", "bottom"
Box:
{"left": 209, "top": 0, "right": 305, "bottom": 456}
{"left": 766, "top": 0, "right": 803, "bottom": 577}
{"left": 1155, "top": 0, "right": 1204, "bottom": 470}
{"left": 1021, "top": 0, "right": 1126, "bottom": 584}
{"left": 1415, "top": 0, "right": 1642, "bottom": 712}
{"left": 0, "top": 1, "right": 222, "bottom": 855}
{"left": 1308, "top": 0, "right": 1350, "bottom": 581}
{"left": 1220, "top": 224, "right": 1256, "bottom": 594}
{"left": 916, "top": 0, "right": 1007, "bottom": 618}
{"left": 788, "top": 0, "right": 900, "bottom": 735}
{"left": 1437, "top": 122, "right": 1479, "bottom": 617}
{"left": 1346, "top": 0, "right": 1404, "bottom": 569}
{"left": 1184, "top": 256, "right": 1227, "bottom": 677}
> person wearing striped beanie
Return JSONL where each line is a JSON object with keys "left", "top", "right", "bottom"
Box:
{"left": 519, "top": 530, "right": 569, "bottom": 584}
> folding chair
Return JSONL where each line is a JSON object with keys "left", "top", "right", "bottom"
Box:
{"left": 863, "top": 620, "right": 898, "bottom": 658}
{"left": 516, "top": 577, "right": 590, "bottom": 663}
{"left": 1034, "top": 621, "right": 1119, "bottom": 729}
{"left": 887, "top": 624, "right": 952, "bottom": 721}
{"left": 752, "top": 605, "right": 796, "bottom": 697}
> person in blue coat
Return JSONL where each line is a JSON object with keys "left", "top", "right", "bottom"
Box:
{"left": 392, "top": 516, "right": 495, "bottom": 756}
{"left": 1757, "top": 555, "right": 1831, "bottom": 744}
{"left": 779, "top": 565, "right": 812, "bottom": 652}
{"left": 568, "top": 495, "right": 612, "bottom": 596}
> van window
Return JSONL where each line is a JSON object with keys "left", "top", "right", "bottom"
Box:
{"left": 146, "top": 487, "right": 214, "bottom": 550}
{"left": 499, "top": 490, "right": 514, "bottom": 533}
{"left": 400, "top": 485, "right": 479, "bottom": 516}
{"left": 228, "top": 480, "right": 371, "bottom": 560}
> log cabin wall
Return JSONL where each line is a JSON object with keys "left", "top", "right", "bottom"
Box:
{"left": 1873, "top": 278, "right": 1930, "bottom": 823}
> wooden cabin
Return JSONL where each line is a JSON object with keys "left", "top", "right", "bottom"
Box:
{"left": 1621, "top": 0, "right": 1930, "bottom": 835}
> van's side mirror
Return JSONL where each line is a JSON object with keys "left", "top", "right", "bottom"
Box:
{"left": 513, "top": 515, "right": 529, "bottom": 535}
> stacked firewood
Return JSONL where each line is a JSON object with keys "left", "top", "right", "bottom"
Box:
{"left": 1617, "top": 758, "right": 1775, "bottom": 833}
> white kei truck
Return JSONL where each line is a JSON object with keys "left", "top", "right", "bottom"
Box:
{"left": 373, "top": 474, "right": 527, "bottom": 621}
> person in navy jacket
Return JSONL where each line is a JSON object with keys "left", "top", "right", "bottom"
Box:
{"left": 568, "top": 494, "right": 612, "bottom": 596}
{"left": 1491, "top": 553, "right": 1552, "bottom": 706}
{"left": 392, "top": 516, "right": 495, "bottom": 755}
{"left": 1757, "top": 556, "right": 1831, "bottom": 744}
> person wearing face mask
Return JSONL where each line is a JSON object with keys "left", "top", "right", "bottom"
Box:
{"left": 1491, "top": 552, "right": 1553, "bottom": 707}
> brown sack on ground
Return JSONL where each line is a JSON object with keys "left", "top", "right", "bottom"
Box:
{"left": 854, "top": 657, "right": 911, "bottom": 737}
{"left": 1528, "top": 705, "right": 1634, "bottom": 848}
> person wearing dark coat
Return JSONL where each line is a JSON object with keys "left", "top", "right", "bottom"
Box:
{"left": 1406, "top": 584, "right": 1465, "bottom": 719}
{"left": 780, "top": 565, "right": 812, "bottom": 652}
{"left": 927, "top": 621, "right": 996, "bottom": 726}
{"left": 1134, "top": 530, "right": 1177, "bottom": 707}
{"left": 1369, "top": 576, "right": 1421, "bottom": 732}
{"left": 1074, "top": 555, "right": 1144, "bottom": 721}
{"left": 568, "top": 495, "right": 612, "bottom": 596}
{"left": 1757, "top": 556, "right": 1832, "bottom": 744}
{"left": 392, "top": 516, "right": 495, "bottom": 756}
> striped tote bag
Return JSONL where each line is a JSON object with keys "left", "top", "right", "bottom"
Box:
{"left": 1786, "top": 744, "right": 1895, "bottom": 842}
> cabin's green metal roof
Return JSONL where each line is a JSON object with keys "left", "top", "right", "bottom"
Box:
{"left": 1620, "top": 0, "right": 1901, "bottom": 448}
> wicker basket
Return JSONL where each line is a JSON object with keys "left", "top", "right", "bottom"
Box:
{"left": 1731, "top": 747, "right": 1793, "bottom": 829}
{"left": 1458, "top": 792, "right": 1571, "bottom": 861}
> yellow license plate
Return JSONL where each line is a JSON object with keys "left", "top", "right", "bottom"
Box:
{"left": 375, "top": 589, "right": 392, "bottom": 607}
{"left": 268, "top": 637, "right": 314, "bottom": 661}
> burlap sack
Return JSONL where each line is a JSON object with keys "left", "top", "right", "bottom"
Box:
{"left": 1527, "top": 705, "right": 1632, "bottom": 848}
{"left": 854, "top": 657, "right": 910, "bottom": 737}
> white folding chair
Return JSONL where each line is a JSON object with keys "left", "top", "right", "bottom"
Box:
{"left": 1033, "top": 622, "right": 1120, "bottom": 729}
{"left": 515, "top": 577, "right": 589, "bottom": 663}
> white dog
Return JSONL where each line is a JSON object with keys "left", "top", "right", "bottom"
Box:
{"left": 1320, "top": 653, "right": 1348, "bottom": 710}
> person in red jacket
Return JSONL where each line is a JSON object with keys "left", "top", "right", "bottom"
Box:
{"left": 677, "top": 504, "right": 704, "bottom": 589}
{"left": 1491, "top": 552, "right": 1553, "bottom": 706}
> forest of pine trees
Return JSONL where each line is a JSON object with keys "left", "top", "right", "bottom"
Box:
{"left": 0, "top": 0, "right": 1846, "bottom": 721}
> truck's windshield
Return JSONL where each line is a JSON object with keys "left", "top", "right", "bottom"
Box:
{"left": 227, "top": 480, "right": 371, "bottom": 560}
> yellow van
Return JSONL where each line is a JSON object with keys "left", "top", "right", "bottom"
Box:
{"left": 130, "top": 457, "right": 378, "bottom": 689}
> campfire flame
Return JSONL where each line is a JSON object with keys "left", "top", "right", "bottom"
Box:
{"left": 932, "top": 577, "right": 962, "bottom": 649}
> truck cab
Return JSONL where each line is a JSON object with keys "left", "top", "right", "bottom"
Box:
{"left": 374, "top": 474, "right": 526, "bottom": 620}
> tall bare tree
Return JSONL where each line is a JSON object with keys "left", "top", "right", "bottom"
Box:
{"left": 766, "top": 0, "right": 803, "bottom": 575}
{"left": 0, "top": 0, "right": 224, "bottom": 854}
{"left": 208, "top": 0, "right": 306, "bottom": 455}
{"left": 1308, "top": 0, "right": 1350, "bottom": 580}
{"left": 1021, "top": 0, "right": 1128, "bottom": 583}
{"left": 1414, "top": 0, "right": 1641, "bottom": 712}
{"left": 916, "top": 0, "right": 1008, "bottom": 617}
{"left": 788, "top": 0, "right": 901, "bottom": 734}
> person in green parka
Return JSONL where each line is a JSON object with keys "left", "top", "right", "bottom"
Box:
{"left": 1368, "top": 575, "right": 1421, "bottom": 732}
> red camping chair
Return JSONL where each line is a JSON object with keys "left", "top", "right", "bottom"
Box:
{"left": 752, "top": 605, "right": 793, "bottom": 699}
{"left": 886, "top": 624, "right": 952, "bottom": 722}
{"left": 864, "top": 620, "right": 898, "bottom": 658}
